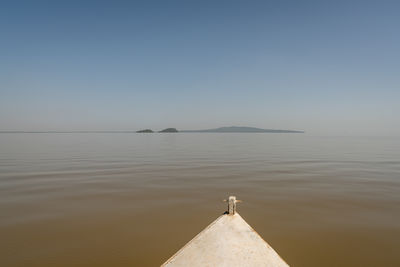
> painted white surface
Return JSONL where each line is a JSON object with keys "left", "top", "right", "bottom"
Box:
{"left": 162, "top": 213, "right": 289, "bottom": 267}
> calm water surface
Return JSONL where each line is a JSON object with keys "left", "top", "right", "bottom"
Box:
{"left": 0, "top": 133, "right": 399, "bottom": 266}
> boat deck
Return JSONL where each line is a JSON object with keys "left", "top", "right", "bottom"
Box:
{"left": 162, "top": 196, "right": 289, "bottom": 267}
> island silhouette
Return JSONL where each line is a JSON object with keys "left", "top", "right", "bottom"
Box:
{"left": 135, "top": 126, "right": 304, "bottom": 133}
{"left": 136, "top": 129, "right": 154, "bottom": 133}
{"left": 181, "top": 126, "right": 304, "bottom": 133}
{"left": 159, "top": 128, "right": 179, "bottom": 133}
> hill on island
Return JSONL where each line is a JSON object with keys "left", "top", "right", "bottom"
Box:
{"left": 159, "top": 128, "right": 179, "bottom": 133}
{"left": 180, "top": 126, "right": 304, "bottom": 133}
{"left": 136, "top": 129, "right": 154, "bottom": 133}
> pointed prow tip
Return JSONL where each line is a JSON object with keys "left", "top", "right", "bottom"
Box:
{"left": 223, "top": 196, "right": 242, "bottom": 215}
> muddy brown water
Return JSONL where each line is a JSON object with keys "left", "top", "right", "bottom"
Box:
{"left": 1, "top": 133, "right": 399, "bottom": 266}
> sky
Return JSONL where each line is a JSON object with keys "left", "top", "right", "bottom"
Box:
{"left": 1, "top": 0, "right": 399, "bottom": 135}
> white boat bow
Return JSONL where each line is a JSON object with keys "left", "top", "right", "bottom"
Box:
{"left": 161, "top": 196, "right": 289, "bottom": 267}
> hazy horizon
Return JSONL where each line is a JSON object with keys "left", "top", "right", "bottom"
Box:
{"left": 0, "top": 125, "right": 305, "bottom": 133}
{"left": 1, "top": 1, "right": 399, "bottom": 136}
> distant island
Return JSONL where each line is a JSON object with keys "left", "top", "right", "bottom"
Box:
{"left": 0, "top": 126, "right": 303, "bottom": 134}
{"left": 159, "top": 128, "right": 179, "bottom": 133}
{"left": 136, "top": 129, "right": 154, "bottom": 133}
{"left": 180, "top": 126, "right": 304, "bottom": 133}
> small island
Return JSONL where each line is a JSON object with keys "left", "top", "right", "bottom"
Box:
{"left": 159, "top": 128, "right": 178, "bottom": 133}
{"left": 136, "top": 129, "right": 154, "bottom": 133}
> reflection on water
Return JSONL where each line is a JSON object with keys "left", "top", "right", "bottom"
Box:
{"left": 0, "top": 133, "right": 399, "bottom": 266}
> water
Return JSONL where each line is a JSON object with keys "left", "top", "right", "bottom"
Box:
{"left": 0, "top": 133, "right": 399, "bottom": 266}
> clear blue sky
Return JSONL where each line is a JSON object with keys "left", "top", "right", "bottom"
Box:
{"left": 1, "top": 0, "right": 399, "bottom": 135}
